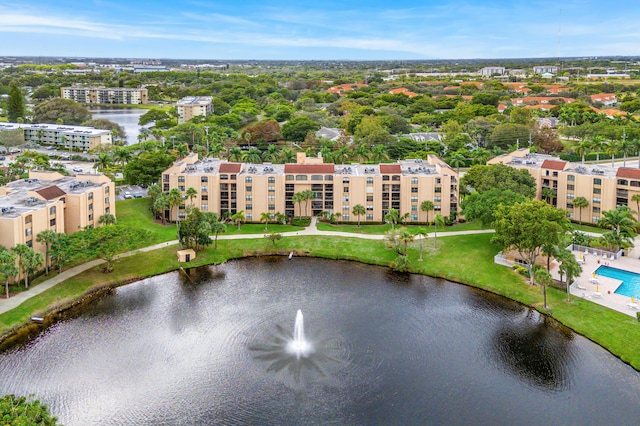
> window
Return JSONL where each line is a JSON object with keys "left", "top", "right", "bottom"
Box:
{"left": 202, "top": 195, "right": 208, "bottom": 201}
{"left": 268, "top": 196, "right": 275, "bottom": 202}
{"left": 366, "top": 214, "right": 373, "bottom": 220}
{"left": 246, "top": 204, "right": 252, "bottom": 210}
{"left": 342, "top": 178, "right": 350, "bottom": 183}
{"left": 593, "top": 188, "right": 601, "bottom": 195}
{"left": 50, "top": 218, "right": 56, "bottom": 227}
{"left": 343, "top": 196, "right": 350, "bottom": 202}
{"left": 366, "top": 177, "right": 374, "bottom": 184}
{"left": 411, "top": 214, "right": 418, "bottom": 221}
{"left": 593, "top": 198, "right": 601, "bottom": 204}
{"left": 411, "top": 178, "right": 418, "bottom": 184}
{"left": 230, "top": 175, "right": 236, "bottom": 180}
{"left": 26, "top": 240, "right": 32, "bottom": 247}
{"left": 201, "top": 176, "right": 208, "bottom": 183}
{"left": 593, "top": 207, "right": 601, "bottom": 213}
{"left": 246, "top": 214, "right": 253, "bottom": 220}
{"left": 434, "top": 205, "right": 441, "bottom": 210}
{"left": 568, "top": 175, "right": 575, "bottom": 181}
{"left": 343, "top": 214, "right": 349, "bottom": 220}
{"left": 88, "top": 214, "right": 93, "bottom": 221}
{"left": 343, "top": 205, "right": 350, "bottom": 211}
{"left": 178, "top": 213, "right": 186, "bottom": 220}
{"left": 268, "top": 177, "right": 276, "bottom": 183}
{"left": 567, "top": 184, "right": 575, "bottom": 191}
{"left": 286, "top": 175, "right": 294, "bottom": 181}
{"left": 435, "top": 178, "right": 441, "bottom": 184}
{"left": 25, "top": 215, "right": 32, "bottom": 224}
{"left": 383, "top": 175, "right": 390, "bottom": 181}
{"left": 392, "top": 176, "right": 400, "bottom": 181}
{"left": 268, "top": 204, "right": 275, "bottom": 211}
{"left": 201, "top": 204, "right": 208, "bottom": 211}
{"left": 366, "top": 205, "right": 373, "bottom": 211}
{"left": 25, "top": 228, "right": 32, "bottom": 237}
{"left": 567, "top": 203, "right": 574, "bottom": 209}
{"left": 88, "top": 203, "right": 93, "bottom": 211}
{"left": 367, "top": 195, "right": 373, "bottom": 202}
{"left": 49, "top": 206, "right": 56, "bottom": 215}
{"left": 553, "top": 171, "right": 558, "bottom": 177}
{"left": 411, "top": 205, "right": 418, "bottom": 211}
{"left": 594, "top": 178, "right": 602, "bottom": 185}
{"left": 296, "top": 175, "right": 308, "bottom": 181}
{"left": 88, "top": 192, "right": 93, "bottom": 200}
{"left": 246, "top": 195, "right": 252, "bottom": 201}
{"left": 105, "top": 197, "right": 110, "bottom": 204}
{"left": 343, "top": 187, "right": 349, "bottom": 193}
{"left": 435, "top": 187, "right": 442, "bottom": 193}
{"left": 566, "top": 194, "right": 575, "bottom": 200}
{"left": 201, "top": 186, "right": 208, "bottom": 192}
{"left": 434, "top": 196, "right": 441, "bottom": 202}
{"left": 105, "top": 186, "right": 110, "bottom": 194}
{"left": 178, "top": 186, "right": 185, "bottom": 192}
{"left": 178, "top": 176, "right": 185, "bottom": 183}
{"left": 325, "top": 175, "right": 333, "bottom": 181}
{"left": 618, "top": 179, "right": 629, "bottom": 186}
{"left": 246, "top": 186, "right": 252, "bottom": 192}
{"left": 411, "top": 196, "right": 418, "bottom": 202}
{"left": 163, "top": 184, "right": 170, "bottom": 191}
{"left": 220, "top": 174, "right": 228, "bottom": 180}
{"left": 411, "top": 187, "right": 418, "bottom": 193}
{"left": 311, "top": 175, "right": 323, "bottom": 181}
{"left": 245, "top": 176, "right": 252, "bottom": 183}
{"left": 268, "top": 186, "right": 275, "bottom": 192}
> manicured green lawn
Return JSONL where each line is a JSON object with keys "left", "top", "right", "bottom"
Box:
{"left": 571, "top": 223, "right": 605, "bottom": 234}
{"left": 316, "top": 219, "right": 489, "bottom": 234}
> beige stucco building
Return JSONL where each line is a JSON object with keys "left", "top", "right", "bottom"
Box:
{"left": 0, "top": 170, "right": 115, "bottom": 269}
{"left": 176, "top": 97, "right": 213, "bottom": 124}
{"left": 0, "top": 122, "right": 112, "bottom": 150}
{"left": 488, "top": 148, "right": 640, "bottom": 224}
{"left": 61, "top": 87, "right": 148, "bottom": 105}
{"left": 161, "top": 153, "right": 459, "bottom": 224}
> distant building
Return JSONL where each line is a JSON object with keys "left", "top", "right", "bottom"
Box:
{"left": 402, "top": 133, "right": 442, "bottom": 142}
{"left": 61, "top": 87, "right": 148, "bottom": 105}
{"left": 589, "top": 93, "right": 617, "bottom": 106}
{"left": 480, "top": 67, "right": 505, "bottom": 76}
{"left": 0, "top": 123, "right": 112, "bottom": 150}
{"left": 533, "top": 65, "right": 558, "bottom": 75}
{"left": 176, "top": 96, "right": 214, "bottom": 124}
{"left": 315, "top": 127, "right": 343, "bottom": 142}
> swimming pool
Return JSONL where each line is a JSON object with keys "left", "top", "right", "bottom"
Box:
{"left": 595, "top": 265, "right": 640, "bottom": 298}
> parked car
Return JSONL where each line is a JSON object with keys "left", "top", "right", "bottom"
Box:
{"left": 123, "top": 191, "right": 133, "bottom": 199}
{"left": 73, "top": 167, "right": 83, "bottom": 172}
{"left": 0, "top": 156, "right": 5, "bottom": 161}
{"left": 133, "top": 193, "right": 143, "bottom": 198}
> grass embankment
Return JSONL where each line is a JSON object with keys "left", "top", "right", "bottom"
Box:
{"left": 316, "top": 219, "right": 488, "bottom": 234}
{"left": 2, "top": 205, "right": 640, "bottom": 370}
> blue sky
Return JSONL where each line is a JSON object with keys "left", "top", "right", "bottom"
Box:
{"left": 1, "top": 0, "right": 638, "bottom": 60}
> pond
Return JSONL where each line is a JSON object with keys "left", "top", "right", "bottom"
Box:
{"left": 1, "top": 257, "right": 639, "bottom": 425}
{"left": 90, "top": 108, "right": 148, "bottom": 146}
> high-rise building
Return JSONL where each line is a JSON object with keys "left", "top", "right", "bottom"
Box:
{"left": 61, "top": 87, "right": 148, "bottom": 105}
{"left": 176, "top": 96, "right": 213, "bottom": 124}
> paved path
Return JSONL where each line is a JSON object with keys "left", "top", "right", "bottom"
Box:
{"left": 0, "top": 218, "right": 493, "bottom": 315}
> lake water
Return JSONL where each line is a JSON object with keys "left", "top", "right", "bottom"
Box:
{"left": 90, "top": 108, "right": 148, "bottom": 146}
{"left": 1, "top": 257, "right": 639, "bottom": 425}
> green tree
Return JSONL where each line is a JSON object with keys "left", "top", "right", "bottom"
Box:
{"left": 82, "top": 119, "right": 125, "bottom": 139}
{"left": 94, "top": 152, "right": 113, "bottom": 173}
{"left": 124, "top": 150, "right": 176, "bottom": 185}
{"left": 597, "top": 206, "right": 638, "bottom": 251}
{"left": 292, "top": 192, "right": 304, "bottom": 219}
{"left": 260, "top": 212, "right": 272, "bottom": 231}
{"left": 557, "top": 248, "right": 582, "bottom": 301}
{"left": 492, "top": 199, "right": 569, "bottom": 283}
{"left": 7, "top": 85, "right": 25, "bottom": 122}
{"left": 32, "top": 98, "right": 91, "bottom": 125}
{"left": 113, "top": 146, "right": 132, "bottom": 178}
{"left": 433, "top": 213, "right": 445, "bottom": 249}
{"left": 265, "top": 232, "right": 283, "bottom": 246}
{"left": 98, "top": 213, "right": 117, "bottom": 225}
{"left": 416, "top": 226, "right": 428, "bottom": 261}
{"left": 385, "top": 208, "right": 400, "bottom": 230}
{"left": 461, "top": 188, "right": 528, "bottom": 226}
{"left": 87, "top": 225, "right": 146, "bottom": 272}
{"left": 36, "top": 230, "right": 58, "bottom": 275}
{"left": 632, "top": 193, "right": 640, "bottom": 217}
{"left": 399, "top": 229, "right": 414, "bottom": 255}
{"left": 167, "top": 188, "right": 184, "bottom": 238}
{"left": 11, "top": 244, "right": 43, "bottom": 289}
{"left": 185, "top": 187, "right": 198, "bottom": 207}
{"left": 153, "top": 193, "right": 170, "bottom": 224}
{"left": 0, "top": 250, "right": 18, "bottom": 299}
{"left": 461, "top": 163, "right": 536, "bottom": 197}
{"left": 572, "top": 196, "right": 589, "bottom": 224}
{"left": 0, "top": 394, "right": 59, "bottom": 425}
{"left": 211, "top": 220, "right": 227, "bottom": 249}
{"left": 534, "top": 268, "right": 553, "bottom": 309}
{"left": 231, "top": 210, "right": 245, "bottom": 231}
{"left": 420, "top": 200, "right": 434, "bottom": 225}
{"left": 448, "top": 152, "right": 466, "bottom": 173}
{"left": 281, "top": 116, "right": 321, "bottom": 141}
{"left": 352, "top": 204, "right": 366, "bottom": 227}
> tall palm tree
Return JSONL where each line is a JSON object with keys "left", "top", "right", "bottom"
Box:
{"left": 421, "top": 200, "right": 434, "bottom": 225}
{"left": 352, "top": 204, "right": 366, "bottom": 227}
{"left": 416, "top": 227, "right": 428, "bottom": 261}
{"left": 534, "top": 268, "right": 553, "bottom": 309}
{"left": 604, "top": 139, "right": 619, "bottom": 167}
{"left": 618, "top": 136, "right": 634, "bottom": 167}
{"left": 575, "top": 139, "right": 591, "bottom": 164}
{"left": 470, "top": 147, "right": 489, "bottom": 165}
{"left": 154, "top": 193, "right": 170, "bottom": 224}
{"left": 262, "top": 144, "right": 280, "bottom": 163}
{"left": 242, "top": 147, "right": 262, "bottom": 164}
{"left": 167, "top": 188, "right": 184, "bottom": 238}
{"left": 98, "top": 214, "right": 116, "bottom": 225}
{"left": 113, "top": 146, "right": 132, "bottom": 177}
{"left": 175, "top": 143, "right": 189, "bottom": 159}
{"left": 0, "top": 250, "right": 18, "bottom": 299}
{"left": 209, "top": 142, "right": 226, "bottom": 159}
{"left": 210, "top": 220, "right": 226, "bottom": 249}
{"left": 94, "top": 152, "right": 113, "bottom": 173}
{"left": 590, "top": 135, "right": 606, "bottom": 163}
{"left": 353, "top": 144, "right": 370, "bottom": 163}
{"left": 292, "top": 192, "right": 304, "bottom": 219}
{"left": 303, "top": 190, "right": 315, "bottom": 217}
{"left": 260, "top": 212, "right": 272, "bottom": 231}
{"left": 228, "top": 147, "right": 243, "bottom": 162}
{"left": 597, "top": 206, "right": 638, "bottom": 251}
{"left": 448, "top": 152, "right": 466, "bottom": 173}
{"left": 385, "top": 208, "right": 400, "bottom": 230}
{"left": 370, "top": 144, "right": 388, "bottom": 163}
{"left": 35, "top": 230, "right": 58, "bottom": 275}
{"left": 573, "top": 196, "right": 589, "bottom": 224}
{"left": 399, "top": 229, "right": 414, "bottom": 256}
{"left": 280, "top": 148, "right": 296, "bottom": 163}
{"left": 185, "top": 187, "right": 198, "bottom": 207}
{"left": 433, "top": 213, "right": 445, "bottom": 249}
{"left": 231, "top": 210, "right": 245, "bottom": 231}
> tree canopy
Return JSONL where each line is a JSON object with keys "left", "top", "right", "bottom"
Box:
{"left": 461, "top": 163, "right": 536, "bottom": 197}
{"left": 32, "top": 98, "right": 92, "bottom": 125}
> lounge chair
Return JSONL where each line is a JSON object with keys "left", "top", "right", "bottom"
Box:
{"left": 576, "top": 283, "right": 587, "bottom": 290}
{"left": 593, "top": 292, "right": 602, "bottom": 298}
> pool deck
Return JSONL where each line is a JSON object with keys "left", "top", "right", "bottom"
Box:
{"left": 553, "top": 239, "right": 640, "bottom": 317}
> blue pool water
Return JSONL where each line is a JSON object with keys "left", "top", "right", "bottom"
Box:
{"left": 595, "top": 265, "right": 640, "bottom": 298}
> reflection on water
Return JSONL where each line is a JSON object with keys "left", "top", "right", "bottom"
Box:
{"left": 0, "top": 257, "right": 639, "bottom": 425}
{"left": 90, "top": 108, "right": 147, "bottom": 145}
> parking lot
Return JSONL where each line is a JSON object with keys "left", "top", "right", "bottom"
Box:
{"left": 117, "top": 185, "right": 149, "bottom": 201}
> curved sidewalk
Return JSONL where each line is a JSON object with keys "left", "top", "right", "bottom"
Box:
{"left": 0, "top": 218, "right": 493, "bottom": 315}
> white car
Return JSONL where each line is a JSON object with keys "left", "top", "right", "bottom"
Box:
{"left": 73, "top": 167, "right": 83, "bottom": 173}
{"left": 123, "top": 191, "right": 132, "bottom": 199}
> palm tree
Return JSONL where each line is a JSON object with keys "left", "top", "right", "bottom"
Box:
{"left": 573, "top": 196, "right": 589, "bottom": 224}
{"left": 280, "top": 148, "right": 296, "bottom": 163}
{"left": 399, "top": 229, "right": 414, "bottom": 256}
{"left": 632, "top": 193, "right": 640, "bottom": 218}
{"left": 185, "top": 187, "right": 198, "bottom": 207}
{"left": 167, "top": 188, "right": 184, "bottom": 239}
{"left": 557, "top": 249, "right": 582, "bottom": 301}
{"left": 597, "top": 206, "right": 638, "bottom": 251}
{"left": 370, "top": 144, "right": 388, "bottom": 163}
{"left": 36, "top": 230, "right": 58, "bottom": 275}
{"left": 231, "top": 210, "right": 245, "bottom": 231}
{"left": 175, "top": 143, "right": 189, "bottom": 159}
{"left": 210, "top": 220, "right": 226, "bottom": 249}
{"left": 12, "top": 244, "right": 43, "bottom": 289}
{"left": 113, "top": 146, "right": 132, "bottom": 177}
{"left": 0, "top": 250, "right": 18, "bottom": 299}
{"left": 98, "top": 214, "right": 116, "bottom": 225}
{"left": 541, "top": 187, "right": 556, "bottom": 204}
{"left": 302, "top": 190, "right": 315, "bottom": 217}
{"left": 433, "top": 213, "right": 445, "bottom": 249}
{"left": 534, "top": 268, "right": 553, "bottom": 309}
{"left": 604, "top": 139, "right": 619, "bottom": 167}
{"left": 209, "top": 142, "right": 226, "bottom": 159}
{"left": 448, "top": 152, "right": 466, "bottom": 173}
{"left": 228, "top": 147, "right": 243, "bottom": 162}
{"left": 575, "top": 139, "right": 591, "bottom": 164}
{"left": 618, "top": 136, "right": 634, "bottom": 167}
{"left": 353, "top": 144, "right": 370, "bottom": 163}
{"left": 260, "top": 212, "right": 272, "bottom": 231}
{"left": 470, "top": 147, "right": 489, "bottom": 165}
{"left": 154, "top": 193, "right": 170, "bottom": 224}
{"left": 421, "top": 200, "right": 434, "bottom": 225}
{"left": 243, "top": 147, "right": 262, "bottom": 164}
{"left": 262, "top": 144, "right": 280, "bottom": 163}
{"left": 352, "top": 204, "right": 366, "bottom": 227}
{"left": 94, "top": 152, "right": 113, "bottom": 173}
{"left": 147, "top": 183, "right": 161, "bottom": 204}
{"left": 292, "top": 192, "right": 304, "bottom": 219}
{"left": 416, "top": 227, "right": 428, "bottom": 261}
{"left": 590, "top": 135, "right": 606, "bottom": 163}
{"left": 385, "top": 208, "right": 400, "bottom": 230}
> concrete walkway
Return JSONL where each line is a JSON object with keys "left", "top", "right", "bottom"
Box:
{"left": 0, "top": 218, "right": 493, "bottom": 315}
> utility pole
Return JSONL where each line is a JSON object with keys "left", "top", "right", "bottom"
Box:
{"left": 204, "top": 126, "right": 210, "bottom": 155}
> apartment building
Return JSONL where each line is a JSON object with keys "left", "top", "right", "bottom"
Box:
{"left": 533, "top": 66, "right": 558, "bottom": 75}
{"left": 0, "top": 170, "right": 115, "bottom": 265}
{"left": 61, "top": 87, "right": 148, "bottom": 105}
{"left": 176, "top": 96, "right": 213, "bottom": 124}
{"left": 0, "top": 123, "right": 112, "bottom": 150}
{"left": 480, "top": 66, "right": 505, "bottom": 76}
{"left": 488, "top": 149, "right": 640, "bottom": 224}
{"left": 161, "top": 153, "right": 459, "bottom": 223}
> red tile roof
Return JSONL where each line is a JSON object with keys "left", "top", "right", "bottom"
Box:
{"left": 219, "top": 163, "right": 242, "bottom": 173}
{"left": 617, "top": 168, "right": 640, "bottom": 179}
{"left": 36, "top": 185, "right": 66, "bottom": 200}
{"left": 284, "top": 164, "right": 335, "bottom": 173}
{"left": 380, "top": 164, "right": 401, "bottom": 174}
{"left": 541, "top": 159, "right": 567, "bottom": 170}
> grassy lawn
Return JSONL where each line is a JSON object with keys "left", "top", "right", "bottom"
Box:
{"left": 3, "top": 212, "right": 640, "bottom": 370}
{"left": 571, "top": 223, "right": 605, "bottom": 234}
{"left": 316, "top": 219, "right": 489, "bottom": 235}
